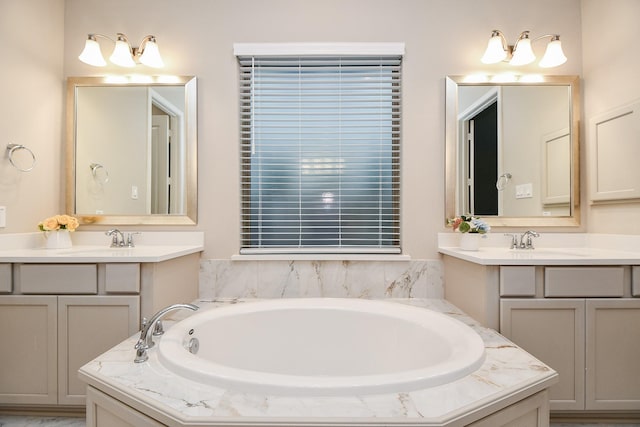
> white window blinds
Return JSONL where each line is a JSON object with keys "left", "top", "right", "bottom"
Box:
{"left": 238, "top": 53, "right": 402, "bottom": 253}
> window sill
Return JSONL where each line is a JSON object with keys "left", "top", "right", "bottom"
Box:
{"left": 230, "top": 254, "right": 411, "bottom": 262}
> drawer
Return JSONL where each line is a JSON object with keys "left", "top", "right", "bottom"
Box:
{"left": 500, "top": 266, "right": 536, "bottom": 296}
{"left": 18, "top": 264, "right": 97, "bottom": 294}
{"left": 105, "top": 263, "right": 140, "bottom": 293}
{"left": 544, "top": 267, "right": 624, "bottom": 297}
{"left": 0, "top": 264, "right": 11, "bottom": 293}
{"left": 633, "top": 266, "right": 640, "bottom": 297}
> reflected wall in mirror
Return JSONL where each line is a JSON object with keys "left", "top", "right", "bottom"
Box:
{"left": 66, "top": 76, "right": 197, "bottom": 225}
{"left": 445, "top": 75, "right": 580, "bottom": 227}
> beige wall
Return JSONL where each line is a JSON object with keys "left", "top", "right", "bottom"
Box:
{"left": 581, "top": 0, "right": 640, "bottom": 234}
{"left": 0, "top": 0, "right": 65, "bottom": 233}
{"left": 75, "top": 87, "right": 149, "bottom": 215}
{"left": 3, "top": 0, "right": 588, "bottom": 259}
{"left": 64, "top": 0, "right": 585, "bottom": 259}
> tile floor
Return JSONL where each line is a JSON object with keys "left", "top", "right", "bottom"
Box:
{"left": 0, "top": 417, "right": 639, "bottom": 427}
{"left": 0, "top": 418, "right": 84, "bottom": 427}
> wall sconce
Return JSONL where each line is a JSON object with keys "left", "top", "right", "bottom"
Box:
{"left": 481, "top": 30, "right": 567, "bottom": 68}
{"left": 79, "top": 33, "right": 164, "bottom": 68}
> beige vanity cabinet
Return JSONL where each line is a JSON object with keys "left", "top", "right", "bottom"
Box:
{"left": 0, "top": 263, "right": 140, "bottom": 408}
{"left": 443, "top": 257, "right": 640, "bottom": 418}
{"left": 0, "top": 295, "right": 58, "bottom": 405}
{"left": 58, "top": 295, "right": 139, "bottom": 405}
{"left": 0, "top": 295, "right": 138, "bottom": 406}
{"left": 499, "top": 265, "right": 640, "bottom": 412}
{"left": 584, "top": 299, "right": 640, "bottom": 410}
{"left": 501, "top": 298, "right": 584, "bottom": 410}
{"left": 501, "top": 298, "right": 640, "bottom": 411}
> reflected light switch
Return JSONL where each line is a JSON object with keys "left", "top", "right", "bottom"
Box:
{"left": 515, "top": 183, "right": 533, "bottom": 199}
{"left": 131, "top": 186, "right": 139, "bottom": 200}
{"left": 0, "top": 206, "right": 5, "bottom": 227}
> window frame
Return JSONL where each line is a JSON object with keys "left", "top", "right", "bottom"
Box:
{"left": 235, "top": 43, "right": 405, "bottom": 255}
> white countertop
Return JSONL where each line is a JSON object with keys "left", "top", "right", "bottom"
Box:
{"left": 438, "top": 233, "right": 640, "bottom": 265}
{"left": 79, "top": 298, "right": 558, "bottom": 426}
{"left": 0, "top": 232, "right": 204, "bottom": 263}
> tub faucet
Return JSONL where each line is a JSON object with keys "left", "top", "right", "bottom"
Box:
{"left": 134, "top": 303, "right": 199, "bottom": 363}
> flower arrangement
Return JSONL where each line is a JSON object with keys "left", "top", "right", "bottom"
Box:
{"left": 448, "top": 214, "right": 490, "bottom": 234}
{"left": 38, "top": 214, "right": 80, "bottom": 232}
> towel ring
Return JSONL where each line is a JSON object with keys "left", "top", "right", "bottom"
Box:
{"left": 495, "top": 173, "right": 512, "bottom": 191}
{"left": 90, "top": 163, "right": 109, "bottom": 184}
{"left": 6, "top": 143, "right": 37, "bottom": 172}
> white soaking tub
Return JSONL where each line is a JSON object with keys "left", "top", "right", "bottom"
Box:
{"left": 157, "top": 298, "right": 486, "bottom": 396}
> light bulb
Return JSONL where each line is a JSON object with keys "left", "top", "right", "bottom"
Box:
{"left": 78, "top": 36, "right": 106, "bottom": 67}
{"left": 109, "top": 35, "right": 135, "bottom": 67}
{"left": 139, "top": 37, "right": 164, "bottom": 68}
{"left": 539, "top": 37, "right": 567, "bottom": 68}
{"left": 509, "top": 36, "right": 535, "bottom": 66}
{"left": 481, "top": 32, "right": 507, "bottom": 64}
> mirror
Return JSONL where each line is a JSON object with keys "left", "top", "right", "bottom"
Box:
{"left": 445, "top": 75, "right": 580, "bottom": 227}
{"left": 66, "top": 76, "right": 197, "bottom": 225}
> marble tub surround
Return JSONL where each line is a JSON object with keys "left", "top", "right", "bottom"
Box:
{"left": 79, "top": 298, "right": 557, "bottom": 426}
{"left": 0, "top": 231, "right": 204, "bottom": 263}
{"left": 438, "top": 233, "right": 640, "bottom": 265}
{"left": 199, "top": 259, "right": 443, "bottom": 299}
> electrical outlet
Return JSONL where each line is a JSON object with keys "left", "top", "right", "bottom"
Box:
{"left": 0, "top": 206, "right": 5, "bottom": 227}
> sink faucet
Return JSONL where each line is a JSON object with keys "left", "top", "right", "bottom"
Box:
{"left": 134, "top": 303, "right": 199, "bottom": 363}
{"left": 105, "top": 229, "right": 125, "bottom": 247}
{"left": 504, "top": 231, "right": 540, "bottom": 249}
{"left": 520, "top": 230, "right": 540, "bottom": 249}
{"left": 105, "top": 229, "right": 140, "bottom": 247}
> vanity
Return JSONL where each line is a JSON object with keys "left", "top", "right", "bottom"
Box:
{"left": 438, "top": 233, "right": 640, "bottom": 422}
{"left": 0, "top": 231, "right": 203, "bottom": 414}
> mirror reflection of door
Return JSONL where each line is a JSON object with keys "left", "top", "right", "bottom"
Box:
{"left": 151, "top": 110, "right": 170, "bottom": 214}
{"left": 467, "top": 102, "right": 498, "bottom": 216}
{"left": 149, "top": 88, "right": 185, "bottom": 215}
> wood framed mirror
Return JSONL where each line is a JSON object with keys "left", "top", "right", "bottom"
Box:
{"left": 66, "top": 76, "right": 197, "bottom": 225}
{"left": 445, "top": 75, "right": 580, "bottom": 227}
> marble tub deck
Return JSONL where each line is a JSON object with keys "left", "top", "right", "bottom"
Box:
{"left": 78, "top": 298, "right": 558, "bottom": 426}
{"left": 0, "top": 418, "right": 638, "bottom": 426}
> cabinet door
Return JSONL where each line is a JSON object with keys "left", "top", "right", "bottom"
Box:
{"left": 586, "top": 299, "right": 640, "bottom": 410}
{"left": 500, "top": 299, "right": 585, "bottom": 411}
{"left": 58, "top": 296, "right": 139, "bottom": 405}
{"left": 0, "top": 296, "right": 57, "bottom": 405}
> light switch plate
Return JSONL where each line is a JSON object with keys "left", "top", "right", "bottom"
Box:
{"left": 0, "top": 206, "right": 6, "bottom": 227}
{"left": 515, "top": 183, "right": 533, "bottom": 199}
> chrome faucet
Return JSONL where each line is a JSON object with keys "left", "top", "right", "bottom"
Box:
{"left": 105, "top": 229, "right": 140, "bottom": 247}
{"left": 505, "top": 233, "right": 519, "bottom": 249}
{"left": 505, "top": 230, "right": 540, "bottom": 249}
{"left": 134, "top": 303, "right": 199, "bottom": 363}
{"left": 105, "top": 229, "right": 125, "bottom": 247}
{"left": 520, "top": 230, "right": 540, "bottom": 249}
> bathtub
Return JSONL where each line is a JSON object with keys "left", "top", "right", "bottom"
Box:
{"left": 157, "top": 298, "right": 486, "bottom": 396}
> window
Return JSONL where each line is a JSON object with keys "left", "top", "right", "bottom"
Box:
{"left": 237, "top": 44, "right": 402, "bottom": 254}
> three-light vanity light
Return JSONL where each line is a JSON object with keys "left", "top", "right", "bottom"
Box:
{"left": 78, "top": 33, "right": 164, "bottom": 68}
{"left": 481, "top": 30, "right": 567, "bottom": 68}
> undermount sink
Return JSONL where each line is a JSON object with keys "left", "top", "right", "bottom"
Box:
{"left": 53, "top": 247, "right": 134, "bottom": 256}
{"left": 508, "top": 248, "right": 590, "bottom": 257}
